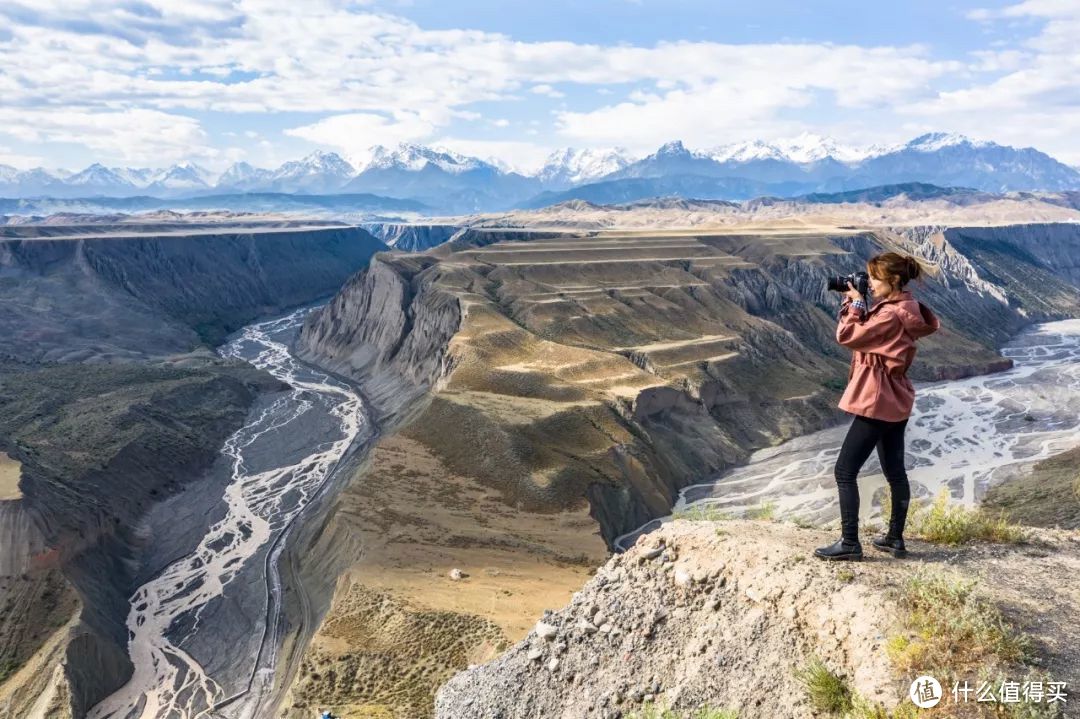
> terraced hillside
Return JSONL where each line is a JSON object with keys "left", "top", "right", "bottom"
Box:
{"left": 290, "top": 223, "right": 1080, "bottom": 718}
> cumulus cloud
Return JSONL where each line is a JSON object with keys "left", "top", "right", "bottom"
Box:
{"left": 531, "top": 84, "right": 566, "bottom": 98}
{"left": 284, "top": 111, "right": 437, "bottom": 152}
{"left": 0, "top": 107, "right": 216, "bottom": 165}
{"left": 908, "top": 1, "right": 1080, "bottom": 162}
{"left": 0, "top": 0, "right": 1077, "bottom": 166}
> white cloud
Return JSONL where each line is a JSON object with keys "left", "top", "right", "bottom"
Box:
{"left": 0, "top": 146, "right": 46, "bottom": 169}
{"left": 0, "top": 107, "right": 216, "bottom": 165}
{"left": 911, "top": 1, "right": 1080, "bottom": 163}
{"left": 554, "top": 44, "right": 957, "bottom": 152}
{"left": 0, "top": 0, "right": 1077, "bottom": 166}
{"left": 284, "top": 111, "right": 437, "bottom": 153}
{"left": 531, "top": 84, "right": 566, "bottom": 98}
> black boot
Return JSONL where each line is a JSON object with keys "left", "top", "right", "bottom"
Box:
{"left": 873, "top": 506, "right": 909, "bottom": 557}
{"left": 814, "top": 538, "right": 863, "bottom": 561}
{"left": 872, "top": 534, "right": 907, "bottom": 558}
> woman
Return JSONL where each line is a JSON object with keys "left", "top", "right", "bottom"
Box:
{"left": 814, "top": 252, "right": 940, "bottom": 562}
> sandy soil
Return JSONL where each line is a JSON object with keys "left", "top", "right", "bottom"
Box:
{"left": 0, "top": 454, "right": 21, "bottom": 500}
{"left": 335, "top": 433, "right": 607, "bottom": 637}
{"left": 282, "top": 432, "right": 610, "bottom": 718}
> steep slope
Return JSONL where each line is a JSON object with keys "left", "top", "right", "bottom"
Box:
{"left": 0, "top": 360, "right": 284, "bottom": 717}
{"left": 0, "top": 224, "right": 389, "bottom": 717}
{"left": 287, "top": 222, "right": 1080, "bottom": 717}
{"left": 436, "top": 518, "right": 1080, "bottom": 718}
{"left": 0, "top": 225, "right": 387, "bottom": 360}
{"left": 362, "top": 222, "right": 465, "bottom": 252}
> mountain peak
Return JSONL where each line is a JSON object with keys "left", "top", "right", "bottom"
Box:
{"left": 905, "top": 132, "right": 988, "bottom": 152}
{"left": 537, "top": 147, "right": 635, "bottom": 185}
{"left": 655, "top": 140, "right": 691, "bottom": 157}
{"left": 359, "top": 143, "right": 488, "bottom": 175}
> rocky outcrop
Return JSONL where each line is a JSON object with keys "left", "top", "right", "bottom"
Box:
{"left": 297, "top": 253, "right": 463, "bottom": 425}
{"left": 435, "top": 519, "right": 1080, "bottom": 719}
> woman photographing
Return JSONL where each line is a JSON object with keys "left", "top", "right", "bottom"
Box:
{"left": 815, "top": 252, "right": 941, "bottom": 561}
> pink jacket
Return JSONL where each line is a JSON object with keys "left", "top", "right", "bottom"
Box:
{"left": 836, "top": 290, "right": 940, "bottom": 421}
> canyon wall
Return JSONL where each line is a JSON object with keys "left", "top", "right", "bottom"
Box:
{"left": 361, "top": 223, "right": 464, "bottom": 252}
{"left": 286, "top": 222, "right": 1080, "bottom": 718}
{"left": 299, "top": 224, "right": 1080, "bottom": 549}
{"left": 0, "top": 226, "right": 387, "bottom": 361}
{"left": 0, "top": 226, "right": 386, "bottom": 717}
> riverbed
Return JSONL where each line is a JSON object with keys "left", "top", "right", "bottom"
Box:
{"left": 89, "top": 308, "right": 373, "bottom": 719}
{"left": 616, "top": 318, "right": 1080, "bottom": 550}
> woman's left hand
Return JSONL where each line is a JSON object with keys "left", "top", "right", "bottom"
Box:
{"left": 844, "top": 281, "right": 863, "bottom": 302}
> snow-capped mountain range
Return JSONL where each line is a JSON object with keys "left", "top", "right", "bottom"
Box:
{"left": 2, "top": 133, "right": 1078, "bottom": 213}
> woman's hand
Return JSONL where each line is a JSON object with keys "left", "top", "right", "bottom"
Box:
{"left": 844, "top": 281, "right": 863, "bottom": 302}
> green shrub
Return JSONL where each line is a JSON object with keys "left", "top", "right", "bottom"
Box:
{"left": 907, "top": 490, "right": 1027, "bottom": 545}
{"left": 793, "top": 655, "right": 853, "bottom": 715}
{"left": 886, "top": 569, "right": 1031, "bottom": 674}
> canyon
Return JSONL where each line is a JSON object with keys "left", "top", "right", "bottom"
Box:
{"left": 2, "top": 211, "right": 1080, "bottom": 718}
{"left": 284, "top": 220, "right": 1080, "bottom": 716}
{"left": 0, "top": 224, "right": 384, "bottom": 717}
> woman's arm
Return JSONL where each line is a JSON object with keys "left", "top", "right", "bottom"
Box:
{"left": 836, "top": 302, "right": 899, "bottom": 351}
{"left": 837, "top": 296, "right": 866, "bottom": 319}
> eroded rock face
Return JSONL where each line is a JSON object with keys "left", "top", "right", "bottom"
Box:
{"left": 0, "top": 224, "right": 389, "bottom": 717}
{"left": 0, "top": 362, "right": 283, "bottom": 716}
{"left": 434, "top": 520, "right": 1080, "bottom": 719}
{"left": 0, "top": 226, "right": 386, "bottom": 361}
{"left": 297, "top": 225, "right": 1080, "bottom": 549}
{"left": 362, "top": 223, "right": 464, "bottom": 252}
{"left": 296, "top": 253, "right": 463, "bottom": 425}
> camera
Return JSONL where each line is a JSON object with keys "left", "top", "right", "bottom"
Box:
{"left": 827, "top": 271, "right": 869, "bottom": 296}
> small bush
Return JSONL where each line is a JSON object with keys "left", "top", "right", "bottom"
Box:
{"left": 746, "top": 500, "right": 777, "bottom": 521}
{"left": 793, "top": 655, "right": 853, "bottom": 715}
{"left": 846, "top": 694, "right": 922, "bottom": 719}
{"left": 907, "top": 490, "right": 1027, "bottom": 545}
{"left": 886, "top": 570, "right": 1031, "bottom": 674}
{"left": 823, "top": 377, "right": 847, "bottom": 391}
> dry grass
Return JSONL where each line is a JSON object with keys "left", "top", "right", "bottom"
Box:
{"left": 885, "top": 570, "right": 1031, "bottom": 676}
{"left": 746, "top": 499, "right": 778, "bottom": 521}
{"left": 672, "top": 504, "right": 735, "bottom": 522}
{"left": 882, "top": 488, "right": 1028, "bottom": 545}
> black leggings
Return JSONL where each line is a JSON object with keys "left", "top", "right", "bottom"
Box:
{"left": 834, "top": 414, "right": 910, "bottom": 543}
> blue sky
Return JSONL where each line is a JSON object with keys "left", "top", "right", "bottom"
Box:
{"left": 0, "top": 0, "right": 1076, "bottom": 172}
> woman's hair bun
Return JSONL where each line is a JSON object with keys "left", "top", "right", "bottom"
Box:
{"left": 906, "top": 255, "right": 921, "bottom": 281}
